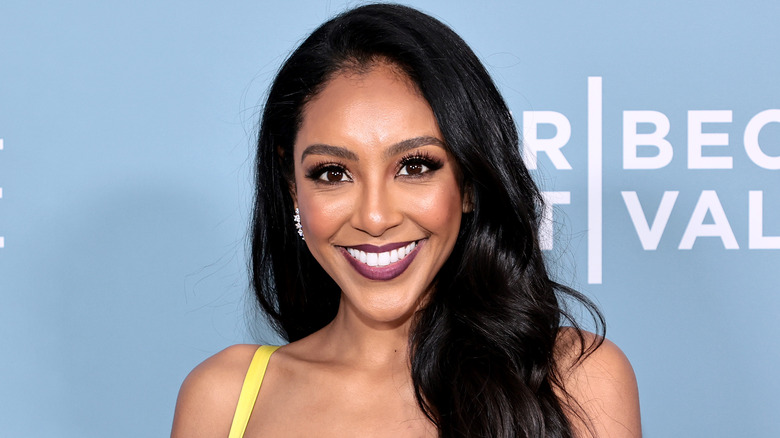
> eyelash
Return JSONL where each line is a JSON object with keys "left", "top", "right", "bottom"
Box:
{"left": 305, "top": 162, "right": 350, "bottom": 184}
{"left": 304, "top": 151, "right": 444, "bottom": 184}
{"left": 397, "top": 151, "right": 444, "bottom": 176}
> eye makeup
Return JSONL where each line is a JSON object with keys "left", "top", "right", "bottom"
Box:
{"left": 397, "top": 150, "right": 444, "bottom": 177}
{"left": 301, "top": 148, "right": 445, "bottom": 184}
{"left": 304, "top": 161, "right": 351, "bottom": 184}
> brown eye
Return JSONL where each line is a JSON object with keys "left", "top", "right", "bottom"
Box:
{"left": 324, "top": 169, "right": 345, "bottom": 182}
{"left": 406, "top": 163, "right": 424, "bottom": 175}
{"left": 313, "top": 165, "right": 349, "bottom": 183}
{"left": 398, "top": 161, "right": 430, "bottom": 176}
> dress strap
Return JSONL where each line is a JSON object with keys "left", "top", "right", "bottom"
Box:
{"left": 228, "top": 345, "right": 280, "bottom": 438}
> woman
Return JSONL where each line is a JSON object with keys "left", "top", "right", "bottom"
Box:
{"left": 172, "top": 4, "right": 640, "bottom": 437}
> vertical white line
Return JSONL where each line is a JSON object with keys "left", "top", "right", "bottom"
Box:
{"left": 1, "top": 138, "right": 4, "bottom": 248}
{"left": 588, "top": 77, "right": 603, "bottom": 284}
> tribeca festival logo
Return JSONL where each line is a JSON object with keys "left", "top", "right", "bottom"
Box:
{"left": 527, "top": 77, "right": 780, "bottom": 284}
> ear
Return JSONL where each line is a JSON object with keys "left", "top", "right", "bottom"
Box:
{"left": 462, "top": 184, "right": 474, "bottom": 213}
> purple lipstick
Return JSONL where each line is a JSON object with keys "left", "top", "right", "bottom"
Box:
{"left": 340, "top": 239, "right": 425, "bottom": 281}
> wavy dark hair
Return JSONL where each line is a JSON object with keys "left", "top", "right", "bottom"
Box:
{"left": 251, "top": 4, "right": 604, "bottom": 437}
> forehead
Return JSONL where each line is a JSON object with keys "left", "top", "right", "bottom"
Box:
{"left": 295, "top": 63, "right": 442, "bottom": 155}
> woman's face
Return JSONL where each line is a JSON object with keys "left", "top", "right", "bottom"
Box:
{"left": 292, "top": 63, "right": 467, "bottom": 326}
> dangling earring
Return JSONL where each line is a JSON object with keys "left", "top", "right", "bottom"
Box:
{"left": 294, "top": 208, "right": 305, "bottom": 240}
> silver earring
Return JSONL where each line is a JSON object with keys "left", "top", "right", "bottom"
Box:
{"left": 294, "top": 208, "right": 304, "bottom": 240}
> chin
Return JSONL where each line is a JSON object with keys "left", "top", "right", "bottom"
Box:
{"left": 344, "top": 290, "right": 426, "bottom": 327}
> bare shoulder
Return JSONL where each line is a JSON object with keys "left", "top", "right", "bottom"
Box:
{"left": 171, "top": 344, "right": 261, "bottom": 438}
{"left": 555, "top": 328, "right": 642, "bottom": 438}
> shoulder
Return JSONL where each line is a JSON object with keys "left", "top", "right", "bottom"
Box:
{"left": 554, "top": 328, "right": 642, "bottom": 438}
{"left": 171, "top": 344, "right": 262, "bottom": 438}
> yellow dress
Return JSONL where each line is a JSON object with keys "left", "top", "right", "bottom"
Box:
{"left": 227, "top": 345, "right": 280, "bottom": 438}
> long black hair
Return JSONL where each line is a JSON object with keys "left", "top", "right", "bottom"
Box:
{"left": 251, "top": 4, "right": 604, "bottom": 437}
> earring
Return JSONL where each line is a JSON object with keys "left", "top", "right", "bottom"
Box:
{"left": 294, "top": 208, "right": 304, "bottom": 240}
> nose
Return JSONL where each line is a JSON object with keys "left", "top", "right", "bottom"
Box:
{"left": 351, "top": 179, "right": 403, "bottom": 237}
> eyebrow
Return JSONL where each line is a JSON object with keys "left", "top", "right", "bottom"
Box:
{"left": 300, "top": 136, "right": 446, "bottom": 163}
{"left": 384, "top": 136, "right": 446, "bottom": 158}
{"left": 300, "top": 144, "right": 359, "bottom": 162}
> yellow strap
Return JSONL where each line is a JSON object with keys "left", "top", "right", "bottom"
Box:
{"left": 228, "top": 345, "right": 280, "bottom": 438}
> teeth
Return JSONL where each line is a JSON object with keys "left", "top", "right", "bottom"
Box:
{"left": 347, "top": 241, "right": 418, "bottom": 267}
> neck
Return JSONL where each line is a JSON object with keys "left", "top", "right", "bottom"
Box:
{"left": 317, "top": 300, "right": 415, "bottom": 370}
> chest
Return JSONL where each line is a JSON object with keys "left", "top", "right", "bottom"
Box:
{"left": 244, "top": 371, "right": 437, "bottom": 438}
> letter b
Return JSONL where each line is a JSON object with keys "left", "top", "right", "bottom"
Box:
{"left": 623, "top": 111, "right": 673, "bottom": 169}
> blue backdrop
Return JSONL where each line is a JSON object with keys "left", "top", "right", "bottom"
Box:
{"left": 1, "top": 1, "right": 778, "bottom": 436}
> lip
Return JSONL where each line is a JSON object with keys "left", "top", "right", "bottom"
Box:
{"left": 340, "top": 239, "right": 426, "bottom": 281}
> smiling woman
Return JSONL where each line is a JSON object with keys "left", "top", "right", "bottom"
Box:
{"left": 293, "top": 65, "right": 465, "bottom": 325}
{"left": 172, "top": 4, "right": 640, "bottom": 438}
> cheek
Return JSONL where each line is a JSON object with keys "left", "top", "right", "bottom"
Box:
{"left": 292, "top": 166, "right": 349, "bottom": 242}
{"left": 411, "top": 184, "right": 463, "bottom": 233}
{"left": 297, "top": 192, "right": 351, "bottom": 241}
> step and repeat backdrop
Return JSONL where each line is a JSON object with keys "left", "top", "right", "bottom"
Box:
{"left": 1, "top": 1, "right": 777, "bottom": 436}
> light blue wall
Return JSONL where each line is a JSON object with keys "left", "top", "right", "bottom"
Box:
{"left": 1, "top": 1, "right": 777, "bottom": 436}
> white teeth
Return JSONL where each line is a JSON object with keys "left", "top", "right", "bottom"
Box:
{"left": 346, "top": 241, "right": 419, "bottom": 267}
